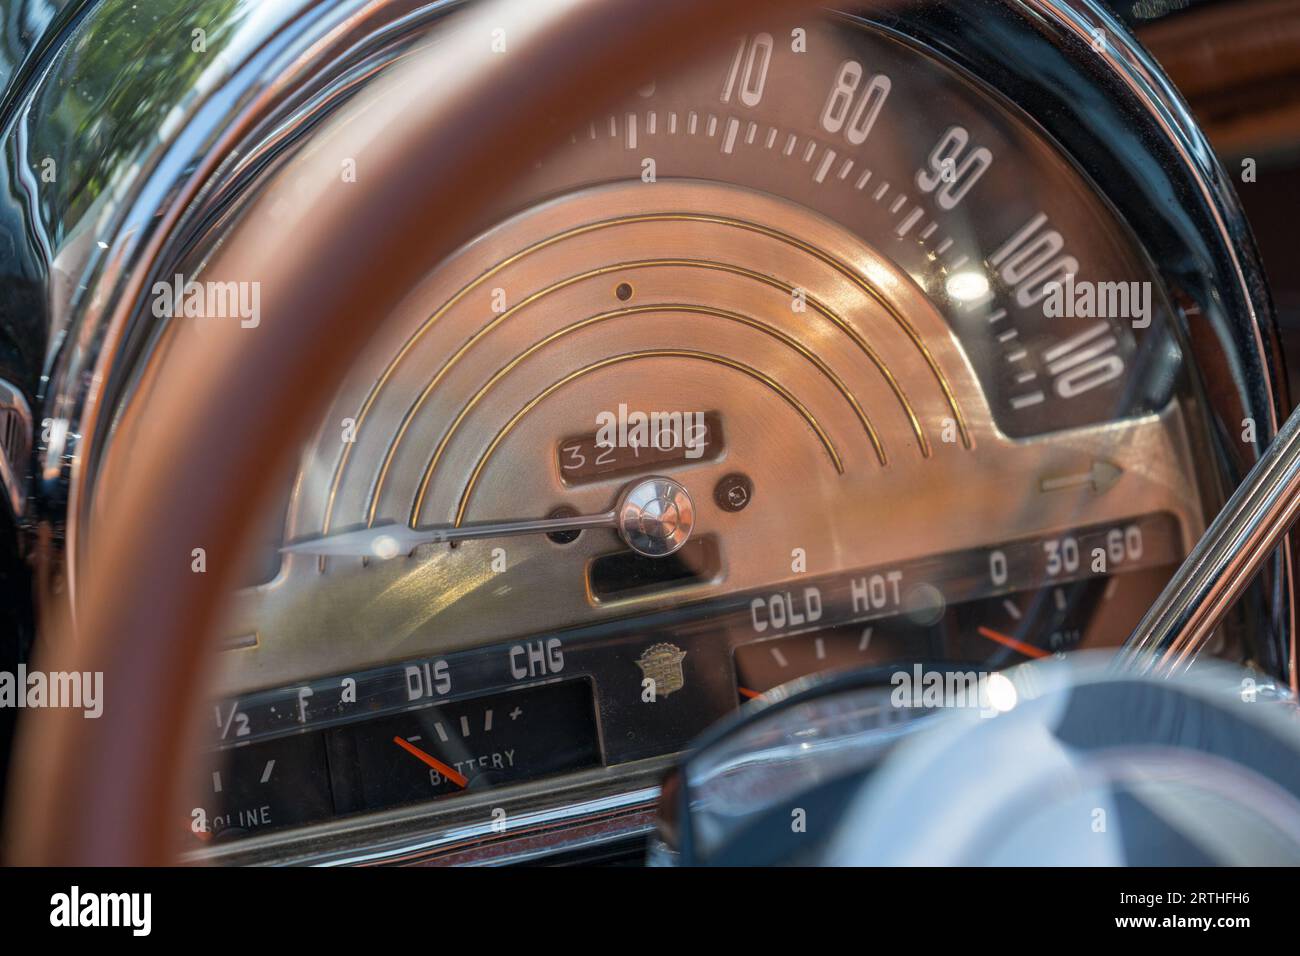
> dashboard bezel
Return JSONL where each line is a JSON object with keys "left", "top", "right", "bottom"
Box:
{"left": 2, "top": 0, "right": 1288, "bottom": 864}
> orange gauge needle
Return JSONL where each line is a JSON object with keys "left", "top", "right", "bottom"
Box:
{"left": 738, "top": 686, "right": 762, "bottom": 700}
{"left": 392, "top": 736, "right": 469, "bottom": 788}
{"left": 976, "top": 626, "right": 1049, "bottom": 659}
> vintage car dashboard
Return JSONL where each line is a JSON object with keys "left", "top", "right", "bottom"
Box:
{"left": 0, "top": 0, "right": 1293, "bottom": 865}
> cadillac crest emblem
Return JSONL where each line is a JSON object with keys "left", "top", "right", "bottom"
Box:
{"left": 636, "top": 642, "right": 687, "bottom": 699}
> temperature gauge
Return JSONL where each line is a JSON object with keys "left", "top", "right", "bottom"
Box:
{"left": 734, "top": 617, "right": 936, "bottom": 702}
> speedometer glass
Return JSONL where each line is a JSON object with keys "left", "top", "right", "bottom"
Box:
{"left": 180, "top": 11, "right": 1215, "bottom": 844}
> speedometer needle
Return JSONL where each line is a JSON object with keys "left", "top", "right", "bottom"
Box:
{"left": 281, "top": 511, "right": 618, "bottom": 558}
{"left": 281, "top": 475, "right": 696, "bottom": 559}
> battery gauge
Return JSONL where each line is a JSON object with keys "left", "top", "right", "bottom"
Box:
{"left": 328, "top": 680, "right": 601, "bottom": 814}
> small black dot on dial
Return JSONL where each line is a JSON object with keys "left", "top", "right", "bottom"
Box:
{"left": 547, "top": 506, "right": 582, "bottom": 545}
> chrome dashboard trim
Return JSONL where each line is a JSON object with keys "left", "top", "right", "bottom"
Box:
{"left": 8, "top": 0, "right": 465, "bottom": 604}
{"left": 1023, "top": 0, "right": 1295, "bottom": 678}
{"left": 0, "top": 377, "right": 30, "bottom": 516}
{"left": 1021, "top": 0, "right": 1279, "bottom": 425}
{"left": 190, "top": 762, "right": 666, "bottom": 866}
{"left": 1124, "top": 405, "right": 1300, "bottom": 675}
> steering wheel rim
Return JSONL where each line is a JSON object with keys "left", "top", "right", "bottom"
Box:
{"left": 5, "top": 0, "right": 804, "bottom": 865}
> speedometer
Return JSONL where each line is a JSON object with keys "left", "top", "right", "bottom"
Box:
{"left": 78, "top": 3, "right": 1264, "bottom": 853}
{"left": 505, "top": 16, "right": 1181, "bottom": 439}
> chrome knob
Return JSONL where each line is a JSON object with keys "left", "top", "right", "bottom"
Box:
{"left": 617, "top": 477, "right": 695, "bottom": 557}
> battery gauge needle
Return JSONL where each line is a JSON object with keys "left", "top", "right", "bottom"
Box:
{"left": 392, "top": 736, "right": 469, "bottom": 789}
{"left": 281, "top": 475, "right": 695, "bottom": 560}
{"left": 976, "top": 625, "right": 1049, "bottom": 659}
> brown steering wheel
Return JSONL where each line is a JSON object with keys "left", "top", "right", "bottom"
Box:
{"left": 6, "top": 0, "right": 805, "bottom": 865}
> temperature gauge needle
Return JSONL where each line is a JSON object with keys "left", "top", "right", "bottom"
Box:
{"left": 976, "top": 625, "right": 1049, "bottom": 659}
{"left": 391, "top": 736, "right": 469, "bottom": 789}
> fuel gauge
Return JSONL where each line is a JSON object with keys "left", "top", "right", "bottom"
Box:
{"left": 192, "top": 733, "right": 334, "bottom": 843}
